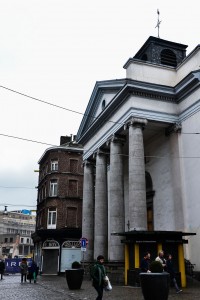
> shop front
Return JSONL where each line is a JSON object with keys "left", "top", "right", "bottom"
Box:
{"left": 42, "top": 239, "right": 60, "bottom": 275}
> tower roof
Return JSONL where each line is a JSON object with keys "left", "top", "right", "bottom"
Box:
{"left": 125, "top": 36, "right": 188, "bottom": 68}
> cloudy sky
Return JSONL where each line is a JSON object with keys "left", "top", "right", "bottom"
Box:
{"left": 0, "top": 0, "right": 199, "bottom": 211}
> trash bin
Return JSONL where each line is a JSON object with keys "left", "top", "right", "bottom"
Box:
{"left": 127, "top": 268, "right": 140, "bottom": 286}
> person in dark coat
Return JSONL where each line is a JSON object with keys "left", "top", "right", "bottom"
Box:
{"left": 19, "top": 258, "right": 28, "bottom": 283}
{"left": 166, "top": 254, "right": 182, "bottom": 294}
{"left": 28, "top": 260, "right": 38, "bottom": 283}
{"left": 90, "top": 255, "right": 107, "bottom": 300}
{"left": 140, "top": 252, "right": 151, "bottom": 272}
{"left": 0, "top": 259, "right": 5, "bottom": 280}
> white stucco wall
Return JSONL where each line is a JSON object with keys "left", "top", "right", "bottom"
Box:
{"left": 145, "top": 134, "right": 176, "bottom": 230}
{"left": 180, "top": 112, "right": 200, "bottom": 269}
{"left": 125, "top": 47, "right": 200, "bottom": 87}
{"left": 126, "top": 61, "right": 177, "bottom": 86}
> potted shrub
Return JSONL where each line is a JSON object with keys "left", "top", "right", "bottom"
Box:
{"left": 140, "top": 261, "right": 170, "bottom": 300}
{"left": 65, "top": 261, "right": 84, "bottom": 290}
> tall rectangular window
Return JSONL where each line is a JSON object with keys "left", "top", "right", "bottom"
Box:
{"left": 49, "top": 179, "right": 58, "bottom": 196}
{"left": 68, "top": 180, "right": 78, "bottom": 197}
{"left": 70, "top": 159, "right": 78, "bottom": 173}
{"left": 47, "top": 208, "right": 57, "bottom": 229}
{"left": 51, "top": 160, "right": 58, "bottom": 171}
{"left": 66, "top": 207, "right": 77, "bottom": 227}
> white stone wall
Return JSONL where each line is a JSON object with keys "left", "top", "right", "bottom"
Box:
{"left": 145, "top": 133, "right": 176, "bottom": 230}
{"left": 180, "top": 112, "right": 200, "bottom": 269}
{"left": 125, "top": 47, "right": 200, "bottom": 87}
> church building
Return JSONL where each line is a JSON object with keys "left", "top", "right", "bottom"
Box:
{"left": 76, "top": 36, "right": 199, "bottom": 286}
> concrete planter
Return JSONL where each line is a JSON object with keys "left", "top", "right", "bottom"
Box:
{"left": 140, "top": 272, "right": 170, "bottom": 300}
{"left": 65, "top": 269, "right": 84, "bottom": 290}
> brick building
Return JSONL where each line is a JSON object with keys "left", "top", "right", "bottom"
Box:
{"left": 32, "top": 136, "right": 83, "bottom": 274}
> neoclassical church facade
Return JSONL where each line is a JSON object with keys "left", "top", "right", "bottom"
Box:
{"left": 77, "top": 36, "right": 200, "bottom": 282}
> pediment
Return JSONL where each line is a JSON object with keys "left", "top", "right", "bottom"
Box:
{"left": 77, "top": 79, "right": 126, "bottom": 138}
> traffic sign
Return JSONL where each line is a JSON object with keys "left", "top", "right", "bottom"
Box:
{"left": 80, "top": 237, "right": 88, "bottom": 248}
{"left": 81, "top": 239, "right": 86, "bottom": 248}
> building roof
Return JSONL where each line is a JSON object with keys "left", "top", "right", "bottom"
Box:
{"left": 38, "top": 143, "right": 83, "bottom": 164}
{"left": 112, "top": 230, "right": 196, "bottom": 244}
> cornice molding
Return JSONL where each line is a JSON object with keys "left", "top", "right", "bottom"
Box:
{"left": 77, "top": 71, "right": 200, "bottom": 145}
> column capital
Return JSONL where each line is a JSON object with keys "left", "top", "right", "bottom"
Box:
{"left": 165, "top": 122, "right": 182, "bottom": 136}
{"left": 106, "top": 134, "right": 126, "bottom": 146}
{"left": 83, "top": 159, "right": 94, "bottom": 167}
{"left": 124, "top": 117, "right": 148, "bottom": 130}
{"left": 93, "top": 148, "right": 109, "bottom": 159}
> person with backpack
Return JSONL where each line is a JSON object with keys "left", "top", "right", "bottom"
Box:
{"left": 90, "top": 255, "right": 107, "bottom": 300}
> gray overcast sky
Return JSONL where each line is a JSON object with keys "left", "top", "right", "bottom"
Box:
{"left": 0, "top": 0, "right": 199, "bottom": 211}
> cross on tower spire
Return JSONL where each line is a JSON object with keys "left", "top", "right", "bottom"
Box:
{"left": 155, "top": 9, "right": 161, "bottom": 38}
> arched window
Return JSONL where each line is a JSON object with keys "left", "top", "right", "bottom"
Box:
{"left": 161, "top": 49, "right": 177, "bottom": 67}
{"left": 102, "top": 99, "right": 106, "bottom": 110}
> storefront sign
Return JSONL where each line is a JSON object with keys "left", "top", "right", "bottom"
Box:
{"left": 43, "top": 239, "right": 59, "bottom": 248}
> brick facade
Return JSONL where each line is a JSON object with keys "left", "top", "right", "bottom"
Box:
{"left": 36, "top": 146, "right": 83, "bottom": 231}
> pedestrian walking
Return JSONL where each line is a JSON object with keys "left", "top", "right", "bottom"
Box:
{"left": 0, "top": 258, "right": 5, "bottom": 280}
{"left": 90, "top": 255, "right": 107, "bottom": 300}
{"left": 166, "top": 254, "right": 182, "bottom": 294}
{"left": 28, "top": 260, "right": 38, "bottom": 283}
{"left": 19, "top": 258, "right": 28, "bottom": 283}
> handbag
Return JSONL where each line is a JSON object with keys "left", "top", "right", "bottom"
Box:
{"left": 104, "top": 275, "right": 112, "bottom": 291}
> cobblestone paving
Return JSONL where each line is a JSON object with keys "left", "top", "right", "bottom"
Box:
{"left": 0, "top": 274, "right": 200, "bottom": 300}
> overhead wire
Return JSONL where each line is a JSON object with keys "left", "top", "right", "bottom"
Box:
{"left": 0, "top": 133, "right": 57, "bottom": 147}
{"left": 0, "top": 186, "right": 35, "bottom": 189}
{"left": 1, "top": 84, "right": 200, "bottom": 191}
{"left": 1, "top": 84, "right": 200, "bottom": 133}
{"left": 1, "top": 132, "right": 200, "bottom": 160}
{"left": 0, "top": 85, "right": 124, "bottom": 125}
{"left": 0, "top": 203, "right": 36, "bottom": 207}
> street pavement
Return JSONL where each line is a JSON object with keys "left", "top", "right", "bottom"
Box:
{"left": 0, "top": 273, "right": 200, "bottom": 300}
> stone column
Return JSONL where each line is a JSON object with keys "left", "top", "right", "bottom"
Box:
{"left": 108, "top": 135, "right": 125, "bottom": 261}
{"left": 82, "top": 160, "right": 94, "bottom": 261}
{"left": 94, "top": 149, "right": 108, "bottom": 260}
{"left": 127, "top": 117, "right": 148, "bottom": 230}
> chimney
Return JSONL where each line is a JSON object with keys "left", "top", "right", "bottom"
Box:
{"left": 60, "top": 136, "right": 71, "bottom": 145}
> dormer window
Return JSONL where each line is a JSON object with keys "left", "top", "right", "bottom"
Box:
{"left": 160, "top": 49, "right": 177, "bottom": 67}
{"left": 102, "top": 99, "right": 106, "bottom": 110}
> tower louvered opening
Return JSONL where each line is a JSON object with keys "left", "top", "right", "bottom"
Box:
{"left": 141, "top": 54, "right": 148, "bottom": 61}
{"left": 161, "top": 49, "right": 177, "bottom": 67}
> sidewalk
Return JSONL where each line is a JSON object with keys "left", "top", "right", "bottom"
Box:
{"left": 38, "top": 274, "right": 200, "bottom": 300}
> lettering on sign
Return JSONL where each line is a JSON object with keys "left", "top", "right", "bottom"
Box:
{"left": 43, "top": 240, "right": 59, "bottom": 248}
